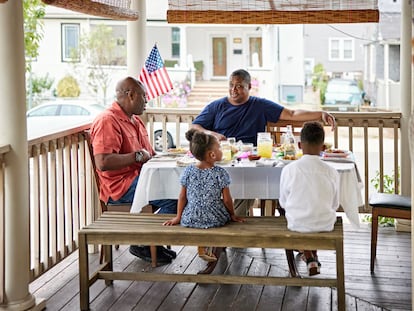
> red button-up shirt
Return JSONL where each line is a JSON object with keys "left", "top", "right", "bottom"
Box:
{"left": 90, "top": 102, "right": 155, "bottom": 203}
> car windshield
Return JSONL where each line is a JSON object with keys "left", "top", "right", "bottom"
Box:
{"left": 327, "top": 83, "right": 360, "bottom": 94}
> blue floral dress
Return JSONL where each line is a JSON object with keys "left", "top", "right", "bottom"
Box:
{"left": 180, "top": 165, "right": 231, "bottom": 229}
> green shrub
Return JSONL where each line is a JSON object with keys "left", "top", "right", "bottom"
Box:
{"left": 164, "top": 60, "right": 178, "bottom": 67}
{"left": 363, "top": 169, "right": 400, "bottom": 226}
{"left": 56, "top": 75, "right": 80, "bottom": 97}
{"left": 194, "top": 60, "right": 204, "bottom": 80}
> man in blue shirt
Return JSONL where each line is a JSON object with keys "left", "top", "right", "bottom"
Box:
{"left": 191, "top": 69, "right": 336, "bottom": 216}
{"left": 192, "top": 69, "right": 335, "bottom": 145}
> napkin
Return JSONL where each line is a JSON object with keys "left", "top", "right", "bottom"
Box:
{"left": 176, "top": 155, "right": 197, "bottom": 167}
{"left": 255, "top": 158, "right": 278, "bottom": 167}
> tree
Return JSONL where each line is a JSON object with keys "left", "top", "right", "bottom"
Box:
{"left": 23, "top": 0, "right": 46, "bottom": 109}
{"left": 80, "top": 24, "right": 120, "bottom": 105}
{"left": 23, "top": 0, "right": 45, "bottom": 71}
{"left": 311, "top": 63, "right": 328, "bottom": 104}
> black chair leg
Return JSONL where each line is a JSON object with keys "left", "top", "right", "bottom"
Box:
{"left": 370, "top": 208, "right": 379, "bottom": 273}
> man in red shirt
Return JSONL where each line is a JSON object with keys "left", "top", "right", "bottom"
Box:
{"left": 91, "top": 77, "right": 177, "bottom": 264}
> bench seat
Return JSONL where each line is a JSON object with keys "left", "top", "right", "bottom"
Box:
{"left": 79, "top": 213, "right": 345, "bottom": 311}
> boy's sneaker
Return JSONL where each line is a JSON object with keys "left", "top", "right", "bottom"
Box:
{"left": 307, "top": 259, "right": 320, "bottom": 276}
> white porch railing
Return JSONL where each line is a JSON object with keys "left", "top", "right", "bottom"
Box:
{"left": 0, "top": 110, "right": 405, "bottom": 294}
{"left": 27, "top": 125, "right": 98, "bottom": 281}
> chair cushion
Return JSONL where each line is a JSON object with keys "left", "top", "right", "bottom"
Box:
{"left": 369, "top": 193, "right": 411, "bottom": 210}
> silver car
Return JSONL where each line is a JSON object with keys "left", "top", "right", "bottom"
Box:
{"left": 27, "top": 99, "right": 105, "bottom": 139}
{"left": 322, "top": 79, "right": 364, "bottom": 112}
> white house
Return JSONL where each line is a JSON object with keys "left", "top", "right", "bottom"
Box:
{"left": 32, "top": 0, "right": 305, "bottom": 105}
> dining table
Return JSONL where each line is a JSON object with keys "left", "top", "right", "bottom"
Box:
{"left": 131, "top": 155, "right": 363, "bottom": 227}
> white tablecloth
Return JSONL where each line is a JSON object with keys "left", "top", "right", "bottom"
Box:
{"left": 131, "top": 159, "right": 363, "bottom": 227}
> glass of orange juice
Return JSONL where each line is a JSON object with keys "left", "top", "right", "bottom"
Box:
{"left": 257, "top": 133, "right": 273, "bottom": 158}
{"left": 220, "top": 141, "right": 232, "bottom": 161}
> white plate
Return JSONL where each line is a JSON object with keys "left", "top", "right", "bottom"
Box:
{"left": 278, "top": 159, "right": 297, "bottom": 165}
{"left": 323, "top": 150, "right": 351, "bottom": 158}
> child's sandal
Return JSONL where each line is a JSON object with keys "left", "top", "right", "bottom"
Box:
{"left": 198, "top": 247, "right": 217, "bottom": 262}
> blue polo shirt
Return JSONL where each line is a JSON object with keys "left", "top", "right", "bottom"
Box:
{"left": 193, "top": 96, "right": 284, "bottom": 145}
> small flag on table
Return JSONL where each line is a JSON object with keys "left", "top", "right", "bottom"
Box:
{"left": 139, "top": 44, "right": 173, "bottom": 101}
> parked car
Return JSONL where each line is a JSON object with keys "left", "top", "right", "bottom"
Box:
{"left": 153, "top": 122, "right": 189, "bottom": 152}
{"left": 27, "top": 100, "right": 189, "bottom": 152}
{"left": 322, "top": 79, "right": 365, "bottom": 112}
{"left": 27, "top": 99, "right": 105, "bottom": 139}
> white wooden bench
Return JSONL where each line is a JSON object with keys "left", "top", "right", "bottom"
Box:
{"left": 78, "top": 213, "right": 345, "bottom": 311}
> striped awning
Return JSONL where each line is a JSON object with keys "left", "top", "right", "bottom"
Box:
{"left": 167, "top": 0, "right": 379, "bottom": 24}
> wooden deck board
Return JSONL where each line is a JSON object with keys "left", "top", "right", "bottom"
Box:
{"left": 29, "top": 219, "right": 411, "bottom": 311}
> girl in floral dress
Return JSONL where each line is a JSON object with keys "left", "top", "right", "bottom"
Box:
{"left": 163, "top": 129, "right": 244, "bottom": 261}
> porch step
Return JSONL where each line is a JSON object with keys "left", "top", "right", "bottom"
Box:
{"left": 187, "top": 80, "right": 228, "bottom": 108}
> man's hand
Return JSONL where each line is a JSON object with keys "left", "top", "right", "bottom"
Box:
{"left": 322, "top": 112, "right": 336, "bottom": 131}
{"left": 207, "top": 130, "right": 226, "bottom": 141}
{"left": 140, "top": 149, "right": 152, "bottom": 163}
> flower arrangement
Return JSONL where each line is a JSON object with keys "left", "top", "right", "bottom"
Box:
{"left": 250, "top": 77, "right": 260, "bottom": 96}
{"left": 161, "top": 79, "right": 191, "bottom": 108}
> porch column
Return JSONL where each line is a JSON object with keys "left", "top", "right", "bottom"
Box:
{"left": 127, "top": 0, "right": 147, "bottom": 77}
{"left": 179, "top": 25, "right": 187, "bottom": 68}
{"left": 0, "top": 0, "right": 44, "bottom": 310}
{"left": 406, "top": 1, "right": 414, "bottom": 310}
{"left": 400, "top": 0, "right": 412, "bottom": 197}
{"left": 383, "top": 43, "right": 389, "bottom": 110}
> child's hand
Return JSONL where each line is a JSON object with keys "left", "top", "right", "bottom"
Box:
{"left": 163, "top": 217, "right": 180, "bottom": 226}
{"left": 231, "top": 215, "right": 245, "bottom": 223}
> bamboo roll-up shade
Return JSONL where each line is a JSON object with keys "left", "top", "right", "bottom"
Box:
{"left": 167, "top": 0, "right": 379, "bottom": 24}
{"left": 42, "top": 0, "right": 139, "bottom": 21}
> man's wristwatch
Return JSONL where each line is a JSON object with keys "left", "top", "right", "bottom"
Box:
{"left": 135, "top": 151, "right": 144, "bottom": 162}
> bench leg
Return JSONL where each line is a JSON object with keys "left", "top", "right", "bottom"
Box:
{"left": 102, "top": 245, "right": 113, "bottom": 286}
{"left": 285, "top": 249, "right": 300, "bottom": 278}
{"left": 79, "top": 234, "right": 89, "bottom": 311}
{"left": 336, "top": 240, "right": 345, "bottom": 311}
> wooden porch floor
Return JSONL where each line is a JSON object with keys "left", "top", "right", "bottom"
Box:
{"left": 29, "top": 216, "right": 411, "bottom": 311}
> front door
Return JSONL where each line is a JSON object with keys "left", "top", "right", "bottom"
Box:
{"left": 212, "top": 37, "right": 227, "bottom": 77}
{"left": 249, "top": 37, "right": 262, "bottom": 67}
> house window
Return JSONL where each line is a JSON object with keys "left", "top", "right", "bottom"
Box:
{"left": 62, "top": 24, "right": 80, "bottom": 62}
{"left": 329, "top": 38, "right": 354, "bottom": 61}
{"left": 172, "top": 27, "right": 180, "bottom": 58}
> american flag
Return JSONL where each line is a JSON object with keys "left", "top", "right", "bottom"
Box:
{"left": 139, "top": 45, "right": 173, "bottom": 100}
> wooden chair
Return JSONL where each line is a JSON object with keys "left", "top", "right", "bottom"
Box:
{"left": 84, "top": 131, "right": 133, "bottom": 214}
{"left": 266, "top": 120, "right": 315, "bottom": 145}
{"left": 369, "top": 193, "right": 411, "bottom": 273}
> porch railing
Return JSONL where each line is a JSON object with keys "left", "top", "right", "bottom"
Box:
{"left": 0, "top": 110, "right": 404, "bottom": 287}
{"left": 143, "top": 108, "right": 403, "bottom": 210}
{"left": 27, "top": 125, "right": 97, "bottom": 281}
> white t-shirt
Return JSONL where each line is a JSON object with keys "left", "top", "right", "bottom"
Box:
{"left": 279, "top": 154, "right": 340, "bottom": 233}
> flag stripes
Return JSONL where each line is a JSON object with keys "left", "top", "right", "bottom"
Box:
{"left": 139, "top": 45, "right": 173, "bottom": 100}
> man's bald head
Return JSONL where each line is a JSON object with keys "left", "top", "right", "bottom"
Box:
{"left": 114, "top": 77, "right": 147, "bottom": 117}
{"left": 116, "top": 77, "right": 144, "bottom": 101}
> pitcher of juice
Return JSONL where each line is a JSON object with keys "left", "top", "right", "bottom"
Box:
{"left": 257, "top": 132, "right": 273, "bottom": 158}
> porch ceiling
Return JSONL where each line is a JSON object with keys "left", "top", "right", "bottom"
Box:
{"left": 167, "top": 0, "right": 379, "bottom": 24}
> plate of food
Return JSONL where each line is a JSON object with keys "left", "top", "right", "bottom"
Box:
{"left": 278, "top": 154, "right": 298, "bottom": 164}
{"left": 167, "top": 147, "right": 188, "bottom": 155}
{"left": 323, "top": 149, "right": 351, "bottom": 158}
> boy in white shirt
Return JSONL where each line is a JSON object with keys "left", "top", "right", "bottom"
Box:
{"left": 279, "top": 121, "right": 340, "bottom": 276}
